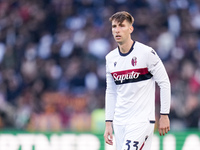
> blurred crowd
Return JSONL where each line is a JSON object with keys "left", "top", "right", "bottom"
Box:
{"left": 0, "top": 0, "right": 199, "bottom": 132}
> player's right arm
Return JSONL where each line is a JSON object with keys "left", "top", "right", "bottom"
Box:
{"left": 104, "top": 56, "right": 117, "bottom": 144}
{"left": 105, "top": 56, "right": 117, "bottom": 121}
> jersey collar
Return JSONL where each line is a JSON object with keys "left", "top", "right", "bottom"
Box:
{"left": 118, "top": 41, "right": 135, "bottom": 56}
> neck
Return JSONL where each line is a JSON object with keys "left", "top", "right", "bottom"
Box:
{"left": 118, "top": 39, "right": 134, "bottom": 54}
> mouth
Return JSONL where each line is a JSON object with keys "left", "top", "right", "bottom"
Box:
{"left": 115, "top": 35, "right": 121, "bottom": 39}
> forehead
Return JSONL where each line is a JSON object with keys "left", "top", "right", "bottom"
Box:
{"left": 112, "top": 19, "right": 129, "bottom": 26}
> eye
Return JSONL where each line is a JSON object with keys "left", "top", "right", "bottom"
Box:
{"left": 112, "top": 25, "right": 116, "bottom": 28}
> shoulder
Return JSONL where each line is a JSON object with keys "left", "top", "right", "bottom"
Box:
{"left": 135, "top": 41, "right": 153, "bottom": 52}
{"left": 105, "top": 47, "right": 118, "bottom": 60}
{"left": 134, "top": 41, "right": 157, "bottom": 57}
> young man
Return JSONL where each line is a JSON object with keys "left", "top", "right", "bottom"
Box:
{"left": 104, "top": 11, "right": 171, "bottom": 150}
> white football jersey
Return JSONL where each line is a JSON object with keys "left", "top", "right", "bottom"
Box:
{"left": 105, "top": 41, "right": 171, "bottom": 125}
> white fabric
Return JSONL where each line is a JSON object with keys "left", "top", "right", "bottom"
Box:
{"left": 105, "top": 41, "right": 171, "bottom": 125}
{"left": 113, "top": 121, "right": 154, "bottom": 150}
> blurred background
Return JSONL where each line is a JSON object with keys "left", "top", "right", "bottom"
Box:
{"left": 0, "top": 0, "right": 199, "bottom": 147}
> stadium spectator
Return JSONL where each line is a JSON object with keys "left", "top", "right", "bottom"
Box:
{"left": 0, "top": 0, "right": 199, "bottom": 131}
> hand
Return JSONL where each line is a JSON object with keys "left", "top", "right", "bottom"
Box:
{"left": 158, "top": 115, "right": 170, "bottom": 136}
{"left": 104, "top": 122, "right": 113, "bottom": 145}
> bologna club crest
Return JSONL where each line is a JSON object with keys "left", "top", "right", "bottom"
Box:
{"left": 131, "top": 57, "right": 137, "bottom": 66}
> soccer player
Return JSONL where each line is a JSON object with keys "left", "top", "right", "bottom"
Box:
{"left": 104, "top": 11, "right": 171, "bottom": 150}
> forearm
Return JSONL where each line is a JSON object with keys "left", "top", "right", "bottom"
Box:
{"left": 105, "top": 92, "right": 116, "bottom": 121}
{"left": 160, "top": 80, "right": 171, "bottom": 114}
{"left": 105, "top": 72, "right": 117, "bottom": 121}
{"left": 152, "top": 61, "right": 171, "bottom": 114}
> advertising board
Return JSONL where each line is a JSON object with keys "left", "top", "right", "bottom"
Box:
{"left": 0, "top": 130, "right": 199, "bottom": 150}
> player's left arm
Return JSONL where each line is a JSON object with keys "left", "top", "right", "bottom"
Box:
{"left": 147, "top": 48, "right": 171, "bottom": 136}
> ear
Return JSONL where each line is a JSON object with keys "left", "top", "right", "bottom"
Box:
{"left": 129, "top": 26, "right": 134, "bottom": 33}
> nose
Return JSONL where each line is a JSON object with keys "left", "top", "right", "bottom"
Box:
{"left": 114, "top": 26, "right": 120, "bottom": 33}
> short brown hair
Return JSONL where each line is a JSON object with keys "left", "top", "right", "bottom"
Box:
{"left": 109, "top": 11, "right": 134, "bottom": 25}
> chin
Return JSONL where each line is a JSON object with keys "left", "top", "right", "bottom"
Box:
{"left": 115, "top": 39, "right": 122, "bottom": 43}
{"left": 115, "top": 40, "right": 123, "bottom": 44}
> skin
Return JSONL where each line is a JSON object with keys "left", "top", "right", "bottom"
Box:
{"left": 159, "top": 115, "right": 170, "bottom": 136}
{"left": 104, "top": 122, "right": 113, "bottom": 145}
{"left": 111, "top": 19, "right": 134, "bottom": 54}
{"left": 104, "top": 19, "right": 170, "bottom": 145}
